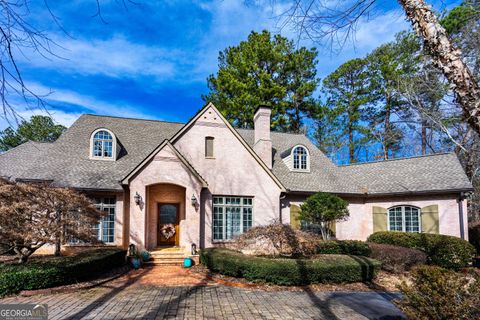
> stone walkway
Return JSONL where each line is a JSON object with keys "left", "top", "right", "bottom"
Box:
{"left": 1, "top": 266, "right": 404, "bottom": 319}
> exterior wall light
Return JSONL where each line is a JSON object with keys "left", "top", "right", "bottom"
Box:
{"left": 134, "top": 192, "right": 142, "bottom": 206}
{"left": 191, "top": 194, "right": 197, "bottom": 206}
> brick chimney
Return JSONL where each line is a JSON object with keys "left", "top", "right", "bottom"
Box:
{"left": 253, "top": 105, "right": 272, "bottom": 169}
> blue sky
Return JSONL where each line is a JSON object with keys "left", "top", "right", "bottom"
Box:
{"left": 0, "top": 0, "right": 460, "bottom": 130}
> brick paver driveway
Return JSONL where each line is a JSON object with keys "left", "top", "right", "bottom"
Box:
{"left": 1, "top": 267, "right": 404, "bottom": 319}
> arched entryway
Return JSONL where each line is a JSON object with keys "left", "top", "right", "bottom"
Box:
{"left": 146, "top": 183, "right": 186, "bottom": 249}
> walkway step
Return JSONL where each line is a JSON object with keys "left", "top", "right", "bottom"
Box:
{"left": 145, "top": 259, "right": 185, "bottom": 266}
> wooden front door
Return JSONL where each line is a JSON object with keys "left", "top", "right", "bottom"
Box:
{"left": 157, "top": 203, "right": 179, "bottom": 246}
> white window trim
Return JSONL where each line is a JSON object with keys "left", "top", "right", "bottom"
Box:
{"left": 89, "top": 128, "right": 117, "bottom": 161}
{"left": 387, "top": 205, "right": 422, "bottom": 233}
{"left": 212, "top": 195, "right": 253, "bottom": 242}
{"left": 205, "top": 136, "right": 215, "bottom": 159}
{"left": 291, "top": 145, "right": 310, "bottom": 172}
{"left": 94, "top": 196, "right": 116, "bottom": 244}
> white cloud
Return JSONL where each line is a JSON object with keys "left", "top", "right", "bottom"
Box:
{"left": 193, "top": 1, "right": 409, "bottom": 81}
{"left": 17, "top": 35, "right": 182, "bottom": 81}
{"left": 0, "top": 83, "right": 160, "bottom": 130}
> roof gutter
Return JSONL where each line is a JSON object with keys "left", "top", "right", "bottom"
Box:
{"left": 285, "top": 187, "right": 474, "bottom": 198}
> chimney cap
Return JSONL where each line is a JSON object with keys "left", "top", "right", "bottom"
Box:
{"left": 254, "top": 105, "right": 272, "bottom": 115}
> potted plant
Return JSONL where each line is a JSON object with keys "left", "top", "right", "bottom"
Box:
{"left": 140, "top": 250, "right": 151, "bottom": 262}
{"left": 130, "top": 251, "right": 142, "bottom": 269}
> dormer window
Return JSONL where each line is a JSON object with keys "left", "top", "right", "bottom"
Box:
{"left": 292, "top": 145, "right": 309, "bottom": 171}
{"left": 90, "top": 129, "right": 116, "bottom": 160}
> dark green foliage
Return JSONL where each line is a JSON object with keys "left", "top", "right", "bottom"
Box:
{"left": 203, "top": 30, "right": 319, "bottom": 132}
{"left": 468, "top": 221, "right": 480, "bottom": 254}
{"left": 299, "top": 192, "right": 349, "bottom": 240}
{"left": 441, "top": 2, "right": 479, "bottom": 34}
{"left": 367, "top": 231, "right": 422, "bottom": 248}
{"left": 396, "top": 265, "right": 480, "bottom": 320}
{"left": 200, "top": 248, "right": 380, "bottom": 285}
{"left": 316, "top": 241, "right": 342, "bottom": 254}
{"left": 337, "top": 240, "right": 372, "bottom": 256}
{"left": 0, "top": 115, "right": 66, "bottom": 151}
{"left": 0, "top": 248, "right": 126, "bottom": 296}
{"left": 316, "top": 240, "right": 371, "bottom": 256}
{"left": 320, "top": 58, "right": 373, "bottom": 163}
{"left": 367, "top": 231, "right": 475, "bottom": 269}
{"left": 368, "top": 243, "right": 427, "bottom": 273}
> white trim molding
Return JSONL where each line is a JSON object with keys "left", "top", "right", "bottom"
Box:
{"left": 89, "top": 128, "right": 117, "bottom": 161}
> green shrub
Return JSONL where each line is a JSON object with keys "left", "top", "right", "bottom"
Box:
{"left": 367, "top": 231, "right": 422, "bottom": 249}
{"left": 338, "top": 240, "right": 371, "bottom": 256}
{"left": 396, "top": 266, "right": 480, "bottom": 320}
{"left": 316, "top": 240, "right": 371, "bottom": 256}
{"left": 316, "top": 241, "right": 342, "bottom": 254}
{"left": 369, "top": 243, "right": 427, "bottom": 273}
{"left": 0, "top": 248, "right": 126, "bottom": 296}
{"left": 200, "top": 248, "right": 380, "bottom": 285}
{"left": 468, "top": 221, "right": 480, "bottom": 254}
{"left": 367, "top": 231, "right": 475, "bottom": 269}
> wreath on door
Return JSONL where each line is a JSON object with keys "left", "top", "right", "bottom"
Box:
{"left": 161, "top": 224, "right": 176, "bottom": 240}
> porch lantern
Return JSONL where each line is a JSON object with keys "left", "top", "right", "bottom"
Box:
{"left": 134, "top": 192, "right": 142, "bottom": 206}
{"left": 191, "top": 194, "right": 197, "bottom": 206}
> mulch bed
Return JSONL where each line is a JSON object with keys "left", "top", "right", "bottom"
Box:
{"left": 189, "top": 265, "right": 408, "bottom": 292}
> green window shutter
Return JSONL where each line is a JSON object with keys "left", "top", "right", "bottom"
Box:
{"left": 372, "top": 206, "right": 388, "bottom": 232}
{"left": 327, "top": 220, "right": 336, "bottom": 238}
{"left": 290, "top": 204, "right": 301, "bottom": 230}
{"left": 421, "top": 205, "right": 439, "bottom": 234}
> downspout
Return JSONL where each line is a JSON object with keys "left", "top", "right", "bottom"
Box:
{"left": 279, "top": 192, "right": 287, "bottom": 223}
{"left": 457, "top": 192, "right": 470, "bottom": 240}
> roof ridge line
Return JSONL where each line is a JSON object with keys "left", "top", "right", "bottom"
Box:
{"left": 82, "top": 113, "right": 185, "bottom": 125}
{"left": 338, "top": 152, "right": 455, "bottom": 167}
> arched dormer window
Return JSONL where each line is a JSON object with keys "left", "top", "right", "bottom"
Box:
{"left": 90, "top": 129, "right": 116, "bottom": 160}
{"left": 292, "top": 145, "right": 309, "bottom": 171}
{"left": 388, "top": 206, "right": 421, "bottom": 233}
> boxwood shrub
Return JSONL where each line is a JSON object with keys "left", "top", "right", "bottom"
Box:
{"left": 0, "top": 248, "right": 127, "bottom": 296}
{"left": 316, "top": 240, "right": 371, "bottom": 256}
{"left": 200, "top": 248, "right": 381, "bottom": 285}
{"left": 367, "top": 231, "right": 475, "bottom": 269}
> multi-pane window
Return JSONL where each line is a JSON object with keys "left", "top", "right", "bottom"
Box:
{"left": 293, "top": 146, "right": 308, "bottom": 170}
{"left": 213, "top": 196, "right": 253, "bottom": 241}
{"left": 205, "top": 136, "right": 214, "bottom": 158}
{"left": 94, "top": 197, "right": 116, "bottom": 243}
{"left": 92, "top": 130, "right": 114, "bottom": 158}
{"left": 388, "top": 206, "right": 420, "bottom": 233}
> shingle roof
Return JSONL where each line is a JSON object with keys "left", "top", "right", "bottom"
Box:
{"left": 0, "top": 141, "right": 51, "bottom": 180}
{"left": 337, "top": 153, "right": 473, "bottom": 195}
{"left": 0, "top": 114, "right": 473, "bottom": 194}
{"left": 9, "top": 115, "right": 183, "bottom": 190}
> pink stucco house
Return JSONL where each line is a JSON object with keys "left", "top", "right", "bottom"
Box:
{"left": 0, "top": 103, "right": 473, "bottom": 255}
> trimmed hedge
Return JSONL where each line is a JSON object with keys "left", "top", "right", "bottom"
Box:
{"left": 0, "top": 248, "right": 126, "bottom": 296}
{"left": 316, "top": 240, "right": 371, "bottom": 256}
{"left": 367, "top": 231, "right": 475, "bottom": 269}
{"left": 200, "top": 248, "right": 381, "bottom": 285}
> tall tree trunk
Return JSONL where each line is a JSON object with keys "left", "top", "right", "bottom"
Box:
{"left": 54, "top": 210, "right": 62, "bottom": 256}
{"left": 348, "top": 114, "right": 354, "bottom": 163}
{"left": 399, "top": 0, "right": 480, "bottom": 135}
{"left": 384, "top": 96, "right": 391, "bottom": 160}
{"left": 421, "top": 119, "right": 427, "bottom": 155}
